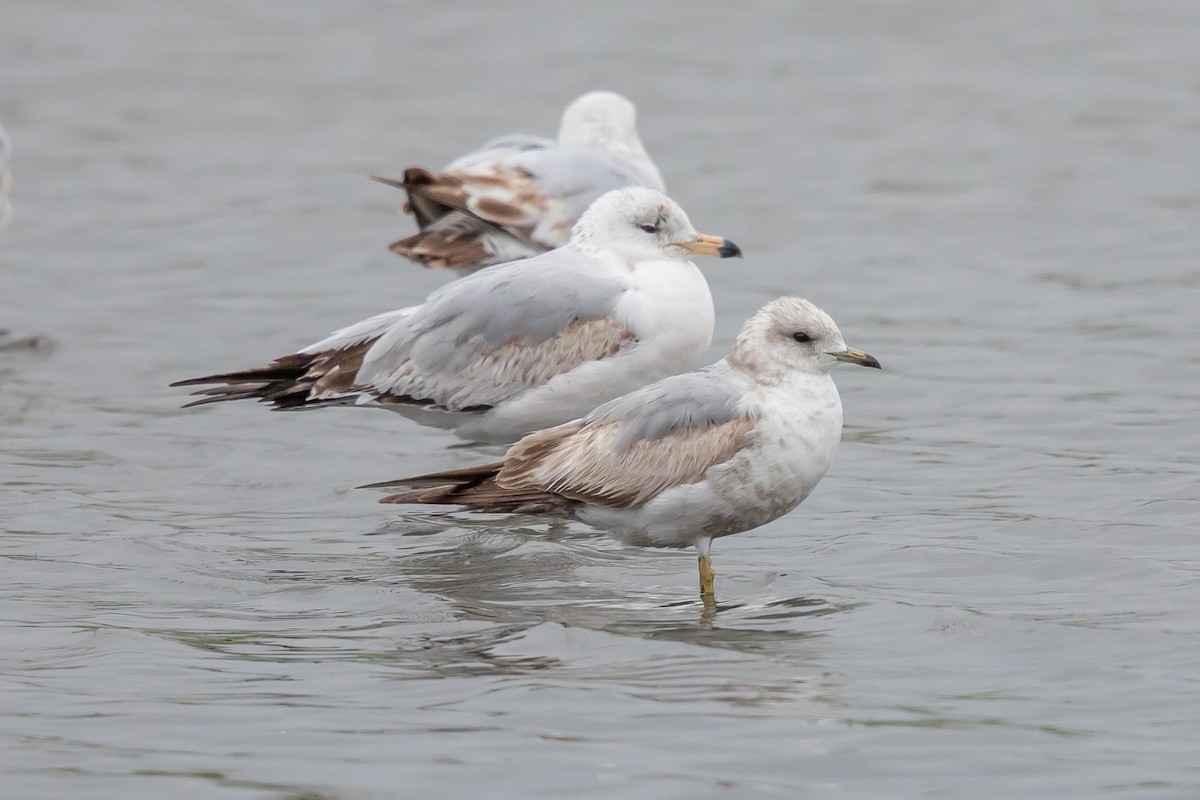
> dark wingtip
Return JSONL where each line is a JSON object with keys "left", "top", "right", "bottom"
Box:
{"left": 356, "top": 478, "right": 406, "bottom": 490}
{"left": 369, "top": 174, "right": 408, "bottom": 190}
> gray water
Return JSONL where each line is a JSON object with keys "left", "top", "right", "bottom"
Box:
{"left": 3, "top": 2, "right": 1199, "bottom": 798}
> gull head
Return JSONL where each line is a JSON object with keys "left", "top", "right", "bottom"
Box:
{"left": 569, "top": 187, "right": 742, "bottom": 264}
{"left": 728, "top": 297, "right": 881, "bottom": 379}
{"left": 558, "top": 91, "right": 650, "bottom": 159}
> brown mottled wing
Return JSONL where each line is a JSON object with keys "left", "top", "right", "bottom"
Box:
{"left": 387, "top": 212, "right": 495, "bottom": 270}
{"left": 362, "top": 368, "right": 754, "bottom": 512}
{"left": 497, "top": 415, "right": 755, "bottom": 509}
{"left": 396, "top": 167, "right": 453, "bottom": 229}
{"left": 375, "top": 166, "right": 556, "bottom": 271}
{"left": 492, "top": 365, "right": 756, "bottom": 507}
{"left": 406, "top": 165, "right": 549, "bottom": 243}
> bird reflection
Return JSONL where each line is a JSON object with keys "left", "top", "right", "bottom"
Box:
{"left": 367, "top": 512, "right": 856, "bottom": 650}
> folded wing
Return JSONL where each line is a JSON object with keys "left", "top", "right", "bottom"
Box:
{"left": 500, "top": 366, "right": 755, "bottom": 507}
{"left": 371, "top": 364, "right": 755, "bottom": 511}
{"left": 380, "top": 143, "right": 665, "bottom": 271}
{"left": 173, "top": 251, "right": 635, "bottom": 414}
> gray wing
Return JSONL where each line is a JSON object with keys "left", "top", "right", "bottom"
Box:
{"left": 497, "top": 362, "right": 757, "bottom": 508}
{"left": 503, "top": 146, "right": 666, "bottom": 237}
{"left": 585, "top": 362, "right": 752, "bottom": 449}
{"left": 300, "top": 308, "right": 415, "bottom": 355}
{"left": 445, "top": 134, "right": 555, "bottom": 171}
{"left": 355, "top": 249, "right": 633, "bottom": 409}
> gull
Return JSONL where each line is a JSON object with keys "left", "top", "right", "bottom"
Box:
{"left": 363, "top": 297, "right": 881, "bottom": 601}
{"left": 371, "top": 90, "right": 665, "bottom": 274}
{"left": 172, "top": 187, "right": 741, "bottom": 444}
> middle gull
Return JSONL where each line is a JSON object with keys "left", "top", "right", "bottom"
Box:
{"left": 172, "top": 187, "right": 741, "bottom": 444}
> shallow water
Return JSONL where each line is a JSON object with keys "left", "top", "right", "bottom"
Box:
{"left": 3, "top": 2, "right": 1199, "bottom": 798}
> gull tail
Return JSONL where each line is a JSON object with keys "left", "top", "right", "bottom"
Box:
{"left": 169, "top": 349, "right": 364, "bottom": 410}
{"left": 361, "top": 461, "right": 568, "bottom": 513}
{"left": 372, "top": 169, "right": 547, "bottom": 272}
{"left": 371, "top": 167, "right": 458, "bottom": 229}
{"left": 387, "top": 216, "right": 493, "bottom": 271}
{"left": 374, "top": 169, "right": 490, "bottom": 270}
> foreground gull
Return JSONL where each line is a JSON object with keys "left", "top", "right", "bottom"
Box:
{"left": 172, "top": 187, "right": 740, "bottom": 444}
{"left": 372, "top": 90, "right": 665, "bottom": 273}
{"left": 364, "top": 297, "right": 881, "bottom": 600}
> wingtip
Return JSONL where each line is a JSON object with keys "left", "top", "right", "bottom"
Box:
{"left": 369, "top": 174, "right": 407, "bottom": 190}
{"left": 356, "top": 478, "right": 407, "bottom": 490}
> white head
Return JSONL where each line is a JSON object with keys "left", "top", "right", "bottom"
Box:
{"left": 558, "top": 91, "right": 650, "bottom": 159}
{"left": 727, "top": 297, "right": 881, "bottom": 380}
{"left": 568, "top": 187, "right": 741, "bottom": 264}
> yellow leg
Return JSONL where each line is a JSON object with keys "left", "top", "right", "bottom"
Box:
{"left": 698, "top": 554, "right": 716, "bottom": 600}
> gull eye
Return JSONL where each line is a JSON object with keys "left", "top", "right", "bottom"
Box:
{"left": 791, "top": 332, "right": 811, "bottom": 343}
{"left": 639, "top": 224, "right": 659, "bottom": 234}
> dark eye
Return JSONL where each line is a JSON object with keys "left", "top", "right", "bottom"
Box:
{"left": 639, "top": 224, "right": 659, "bottom": 234}
{"left": 791, "top": 332, "right": 811, "bottom": 343}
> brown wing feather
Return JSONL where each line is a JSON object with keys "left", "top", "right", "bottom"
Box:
{"left": 366, "top": 458, "right": 571, "bottom": 513}
{"left": 366, "top": 415, "right": 755, "bottom": 513}
{"left": 387, "top": 214, "right": 495, "bottom": 270}
{"left": 380, "top": 165, "right": 549, "bottom": 240}
{"left": 375, "top": 165, "right": 555, "bottom": 270}
{"left": 396, "top": 167, "right": 451, "bottom": 228}
{"left": 499, "top": 417, "right": 756, "bottom": 508}
{"left": 171, "top": 341, "right": 376, "bottom": 410}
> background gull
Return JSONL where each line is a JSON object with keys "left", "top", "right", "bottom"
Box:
{"left": 371, "top": 90, "right": 665, "bottom": 274}
{"left": 172, "top": 187, "right": 741, "bottom": 444}
{"left": 365, "top": 297, "right": 881, "bottom": 600}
